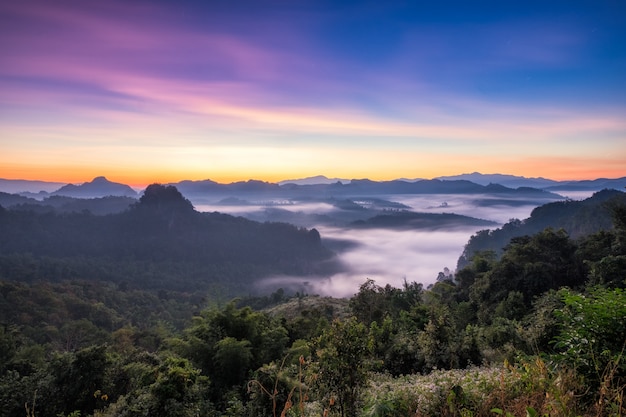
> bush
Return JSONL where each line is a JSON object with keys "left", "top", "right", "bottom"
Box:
{"left": 553, "top": 287, "right": 626, "bottom": 411}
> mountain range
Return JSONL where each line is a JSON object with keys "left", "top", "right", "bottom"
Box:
{"left": 0, "top": 173, "right": 624, "bottom": 200}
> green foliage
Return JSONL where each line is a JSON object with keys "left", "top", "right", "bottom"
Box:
{"left": 350, "top": 278, "right": 423, "bottom": 326}
{"left": 576, "top": 208, "right": 626, "bottom": 288}
{"left": 214, "top": 337, "right": 254, "bottom": 386}
{"left": 350, "top": 279, "right": 427, "bottom": 376}
{"left": 417, "top": 306, "right": 455, "bottom": 370}
{"left": 97, "top": 353, "right": 212, "bottom": 417}
{"left": 172, "top": 301, "right": 292, "bottom": 406}
{"left": 521, "top": 290, "right": 564, "bottom": 353}
{"left": 494, "top": 291, "right": 526, "bottom": 321}
{"left": 316, "top": 317, "right": 370, "bottom": 417}
{"left": 362, "top": 397, "right": 409, "bottom": 417}
{"left": 553, "top": 287, "right": 626, "bottom": 402}
{"left": 490, "top": 408, "right": 514, "bottom": 417}
{"left": 470, "top": 228, "right": 584, "bottom": 324}
{"left": 459, "top": 190, "right": 626, "bottom": 270}
{"left": 247, "top": 352, "right": 314, "bottom": 417}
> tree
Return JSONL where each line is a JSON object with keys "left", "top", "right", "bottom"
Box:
{"left": 578, "top": 203, "right": 626, "bottom": 288}
{"left": 316, "top": 317, "right": 370, "bottom": 417}
{"left": 470, "top": 228, "right": 584, "bottom": 323}
{"left": 97, "top": 353, "right": 212, "bottom": 417}
{"left": 350, "top": 279, "right": 423, "bottom": 326}
{"left": 417, "top": 306, "right": 455, "bottom": 370}
{"left": 553, "top": 287, "right": 626, "bottom": 391}
{"left": 350, "top": 279, "right": 386, "bottom": 326}
{"left": 213, "top": 337, "right": 253, "bottom": 387}
{"left": 44, "top": 345, "right": 111, "bottom": 417}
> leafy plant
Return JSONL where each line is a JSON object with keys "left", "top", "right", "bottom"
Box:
{"left": 316, "top": 317, "right": 370, "bottom": 417}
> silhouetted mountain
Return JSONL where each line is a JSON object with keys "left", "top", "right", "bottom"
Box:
{"left": 229, "top": 179, "right": 282, "bottom": 192}
{"left": 543, "top": 177, "right": 626, "bottom": 192}
{"left": 171, "top": 179, "right": 223, "bottom": 195}
{"left": 0, "top": 178, "right": 64, "bottom": 194}
{"left": 335, "top": 178, "right": 560, "bottom": 196}
{"left": 436, "top": 172, "right": 626, "bottom": 192}
{"left": 436, "top": 172, "right": 557, "bottom": 189}
{"left": 169, "top": 179, "right": 282, "bottom": 199}
{"left": 52, "top": 176, "right": 137, "bottom": 198}
{"left": 278, "top": 175, "right": 351, "bottom": 185}
{"left": 136, "top": 183, "right": 194, "bottom": 213}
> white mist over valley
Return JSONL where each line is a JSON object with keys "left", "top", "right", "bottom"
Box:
{"left": 194, "top": 193, "right": 561, "bottom": 297}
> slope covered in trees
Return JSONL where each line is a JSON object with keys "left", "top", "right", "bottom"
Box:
{"left": 457, "top": 189, "right": 626, "bottom": 269}
{"left": 0, "top": 184, "right": 337, "bottom": 294}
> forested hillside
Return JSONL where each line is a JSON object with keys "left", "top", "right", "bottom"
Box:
{"left": 457, "top": 189, "right": 626, "bottom": 269}
{"left": 0, "top": 190, "right": 624, "bottom": 417}
{"left": 0, "top": 184, "right": 337, "bottom": 294}
{"left": 0, "top": 192, "right": 136, "bottom": 215}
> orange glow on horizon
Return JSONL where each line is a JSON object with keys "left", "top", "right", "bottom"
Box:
{"left": 2, "top": 156, "right": 625, "bottom": 189}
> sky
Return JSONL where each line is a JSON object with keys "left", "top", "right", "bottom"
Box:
{"left": 1, "top": 0, "right": 625, "bottom": 187}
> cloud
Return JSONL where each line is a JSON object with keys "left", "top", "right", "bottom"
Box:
{"left": 258, "top": 227, "right": 478, "bottom": 298}
{"left": 248, "top": 194, "right": 546, "bottom": 298}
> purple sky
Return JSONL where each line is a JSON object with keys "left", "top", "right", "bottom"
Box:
{"left": 1, "top": 0, "right": 625, "bottom": 185}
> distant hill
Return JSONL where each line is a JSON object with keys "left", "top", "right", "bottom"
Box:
{"left": 543, "top": 177, "right": 626, "bottom": 192}
{"left": 0, "top": 192, "right": 35, "bottom": 208}
{"left": 0, "top": 178, "right": 65, "bottom": 193}
{"left": 0, "top": 192, "right": 136, "bottom": 215}
{"left": 436, "top": 172, "right": 557, "bottom": 189}
{"left": 278, "top": 175, "right": 351, "bottom": 185}
{"left": 170, "top": 178, "right": 281, "bottom": 199}
{"left": 436, "top": 172, "right": 626, "bottom": 192}
{"left": 351, "top": 211, "right": 497, "bottom": 230}
{"left": 52, "top": 176, "right": 137, "bottom": 198}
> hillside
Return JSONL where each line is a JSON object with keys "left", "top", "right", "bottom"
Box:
{"left": 0, "top": 184, "right": 339, "bottom": 295}
{"left": 0, "top": 192, "right": 136, "bottom": 215}
{"left": 457, "top": 189, "right": 626, "bottom": 269}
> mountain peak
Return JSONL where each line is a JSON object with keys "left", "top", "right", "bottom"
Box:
{"left": 138, "top": 184, "right": 194, "bottom": 212}
{"left": 278, "top": 175, "right": 351, "bottom": 186}
{"left": 52, "top": 176, "right": 137, "bottom": 198}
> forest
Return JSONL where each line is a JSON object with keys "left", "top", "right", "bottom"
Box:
{"left": 0, "top": 186, "right": 625, "bottom": 417}
{"left": 0, "top": 184, "right": 337, "bottom": 295}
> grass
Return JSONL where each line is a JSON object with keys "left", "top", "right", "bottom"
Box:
{"left": 360, "top": 357, "right": 624, "bottom": 417}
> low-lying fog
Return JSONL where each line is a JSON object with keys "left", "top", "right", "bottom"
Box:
{"left": 195, "top": 193, "right": 564, "bottom": 298}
